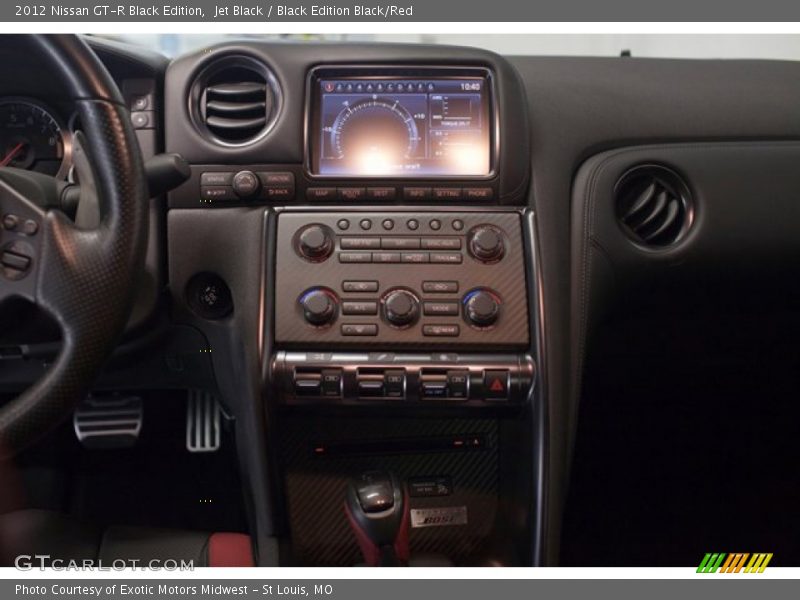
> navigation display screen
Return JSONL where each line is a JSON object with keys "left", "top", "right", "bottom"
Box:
{"left": 309, "top": 71, "right": 493, "bottom": 177}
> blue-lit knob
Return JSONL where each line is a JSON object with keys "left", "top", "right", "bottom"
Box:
{"left": 463, "top": 288, "right": 501, "bottom": 327}
{"left": 300, "top": 288, "right": 338, "bottom": 326}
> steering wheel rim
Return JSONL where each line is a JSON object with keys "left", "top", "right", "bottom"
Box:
{"left": 0, "top": 34, "right": 148, "bottom": 459}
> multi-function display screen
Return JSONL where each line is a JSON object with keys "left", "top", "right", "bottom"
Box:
{"left": 309, "top": 72, "right": 493, "bottom": 177}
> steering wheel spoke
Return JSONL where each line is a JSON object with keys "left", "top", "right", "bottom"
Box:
{"left": 0, "top": 176, "right": 46, "bottom": 304}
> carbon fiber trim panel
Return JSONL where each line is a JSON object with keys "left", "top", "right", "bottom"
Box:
{"left": 280, "top": 416, "right": 498, "bottom": 566}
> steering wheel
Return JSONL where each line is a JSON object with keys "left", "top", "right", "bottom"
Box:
{"left": 0, "top": 35, "right": 147, "bottom": 459}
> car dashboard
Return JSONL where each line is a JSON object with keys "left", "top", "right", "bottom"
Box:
{"left": 3, "top": 35, "right": 800, "bottom": 567}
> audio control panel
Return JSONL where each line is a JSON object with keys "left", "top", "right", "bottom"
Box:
{"left": 274, "top": 211, "right": 530, "bottom": 348}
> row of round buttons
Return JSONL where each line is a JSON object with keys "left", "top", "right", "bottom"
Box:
{"left": 336, "top": 218, "right": 464, "bottom": 232}
{"left": 295, "top": 223, "right": 505, "bottom": 264}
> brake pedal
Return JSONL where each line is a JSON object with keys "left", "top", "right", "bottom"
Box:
{"left": 186, "top": 391, "right": 222, "bottom": 453}
{"left": 73, "top": 395, "right": 143, "bottom": 449}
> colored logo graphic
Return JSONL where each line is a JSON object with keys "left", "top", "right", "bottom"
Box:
{"left": 697, "top": 553, "right": 773, "bottom": 573}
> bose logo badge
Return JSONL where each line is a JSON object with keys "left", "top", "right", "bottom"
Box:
{"left": 410, "top": 506, "right": 468, "bottom": 528}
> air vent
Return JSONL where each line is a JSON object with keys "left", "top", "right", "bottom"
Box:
{"left": 615, "top": 165, "right": 693, "bottom": 248}
{"left": 191, "top": 56, "right": 281, "bottom": 145}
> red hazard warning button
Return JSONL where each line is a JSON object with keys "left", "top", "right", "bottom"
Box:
{"left": 484, "top": 370, "right": 510, "bottom": 400}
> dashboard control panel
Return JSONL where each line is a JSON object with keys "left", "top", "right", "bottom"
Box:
{"left": 273, "top": 351, "right": 535, "bottom": 406}
{"left": 273, "top": 211, "right": 530, "bottom": 348}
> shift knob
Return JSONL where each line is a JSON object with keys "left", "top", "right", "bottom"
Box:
{"left": 344, "top": 471, "right": 409, "bottom": 566}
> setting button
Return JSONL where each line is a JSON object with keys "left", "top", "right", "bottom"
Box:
{"left": 342, "top": 301, "right": 378, "bottom": 316}
{"left": 424, "top": 301, "right": 459, "bottom": 316}
{"left": 342, "top": 323, "right": 378, "bottom": 336}
{"left": 422, "top": 281, "right": 459, "bottom": 293}
{"left": 200, "top": 186, "right": 235, "bottom": 202}
{"left": 433, "top": 188, "right": 462, "bottom": 200}
{"left": 343, "top": 280, "right": 379, "bottom": 293}
{"left": 422, "top": 324, "right": 460, "bottom": 337}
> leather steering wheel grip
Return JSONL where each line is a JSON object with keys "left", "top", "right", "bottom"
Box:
{"left": 0, "top": 35, "right": 148, "bottom": 459}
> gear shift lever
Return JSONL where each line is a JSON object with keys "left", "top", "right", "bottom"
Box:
{"left": 344, "top": 471, "right": 409, "bottom": 566}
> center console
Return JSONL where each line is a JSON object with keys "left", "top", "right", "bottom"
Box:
{"left": 166, "top": 43, "right": 541, "bottom": 567}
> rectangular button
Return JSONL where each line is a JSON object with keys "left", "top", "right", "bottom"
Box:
{"left": 372, "top": 252, "right": 401, "bottom": 263}
{"left": 200, "top": 186, "right": 235, "bottom": 201}
{"left": 358, "top": 380, "right": 384, "bottom": 397}
{"left": 341, "top": 237, "right": 381, "bottom": 250}
{"left": 401, "top": 252, "right": 429, "bottom": 264}
{"left": 200, "top": 172, "right": 233, "bottom": 186}
{"left": 381, "top": 237, "right": 421, "bottom": 249}
{"left": 343, "top": 281, "right": 379, "bottom": 293}
{"left": 342, "top": 323, "right": 378, "bottom": 336}
{"left": 446, "top": 370, "right": 469, "bottom": 399}
{"left": 342, "top": 301, "right": 378, "bottom": 316}
{"left": 264, "top": 187, "right": 294, "bottom": 200}
{"left": 409, "top": 476, "right": 452, "bottom": 497}
{"left": 306, "top": 187, "right": 337, "bottom": 200}
{"left": 1, "top": 251, "right": 31, "bottom": 271}
{"left": 339, "top": 252, "right": 372, "bottom": 263}
{"left": 338, "top": 187, "right": 366, "bottom": 201}
{"left": 404, "top": 187, "right": 432, "bottom": 201}
{"left": 430, "top": 252, "right": 463, "bottom": 264}
{"left": 422, "top": 281, "right": 459, "bottom": 293}
{"left": 423, "top": 324, "right": 460, "bottom": 337}
{"left": 463, "top": 187, "right": 493, "bottom": 200}
{"left": 484, "top": 369, "right": 510, "bottom": 400}
{"left": 259, "top": 172, "right": 294, "bottom": 186}
{"left": 433, "top": 188, "right": 462, "bottom": 200}
{"left": 421, "top": 237, "right": 462, "bottom": 250}
{"left": 321, "top": 369, "right": 343, "bottom": 397}
{"left": 384, "top": 369, "right": 406, "bottom": 398}
{"left": 295, "top": 377, "right": 322, "bottom": 396}
{"left": 367, "top": 187, "right": 397, "bottom": 200}
{"left": 421, "top": 381, "right": 448, "bottom": 399}
{"left": 424, "top": 302, "right": 459, "bottom": 316}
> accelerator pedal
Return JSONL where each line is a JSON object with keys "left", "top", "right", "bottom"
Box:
{"left": 186, "top": 390, "right": 222, "bottom": 453}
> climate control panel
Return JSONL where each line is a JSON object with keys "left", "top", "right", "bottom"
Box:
{"left": 273, "top": 211, "right": 530, "bottom": 348}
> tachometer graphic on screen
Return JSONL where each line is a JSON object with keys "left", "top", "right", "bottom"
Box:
{"left": 330, "top": 98, "right": 420, "bottom": 172}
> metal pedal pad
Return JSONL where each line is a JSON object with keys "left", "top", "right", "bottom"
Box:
{"left": 73, "top": 395, "right": 143, "bottom": 448}
{"left": 186, "top": 390, "right": 222, "bottom": 453}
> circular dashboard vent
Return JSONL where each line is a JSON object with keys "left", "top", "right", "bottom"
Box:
{"left": 614, "top": 165, "right": 694, "bottom": 248}
{"left": 190, "top": 55, "right": 281, "bottom": 146}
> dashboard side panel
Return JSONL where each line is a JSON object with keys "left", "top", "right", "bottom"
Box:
{"left": 509, "top": 55, "right": 800, "bottom": 564}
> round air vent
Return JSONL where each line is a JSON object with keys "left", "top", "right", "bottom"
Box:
{"left": 614, "top": 165, "right": 694, "bottom": 248}
{"left": 189, "top": 55, "right": 281, "bottom": 146}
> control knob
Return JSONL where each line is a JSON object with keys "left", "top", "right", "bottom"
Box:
{"left": 463, "top": 288, "right": 501, "bottom": 327}
{"left": 296, "top": 224, "right": 334, "bottom": 261}
{"left": 468, "top": 225, "right": 505, "bottom": 263}
{"left": 300, "top": 288, "right": 338, "bottom": 326}
{"left": 382, "top": 289, "right": 419, "bottom": 328}
{"left": 232, "top": 170, "right": 261, "bottom": 198}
